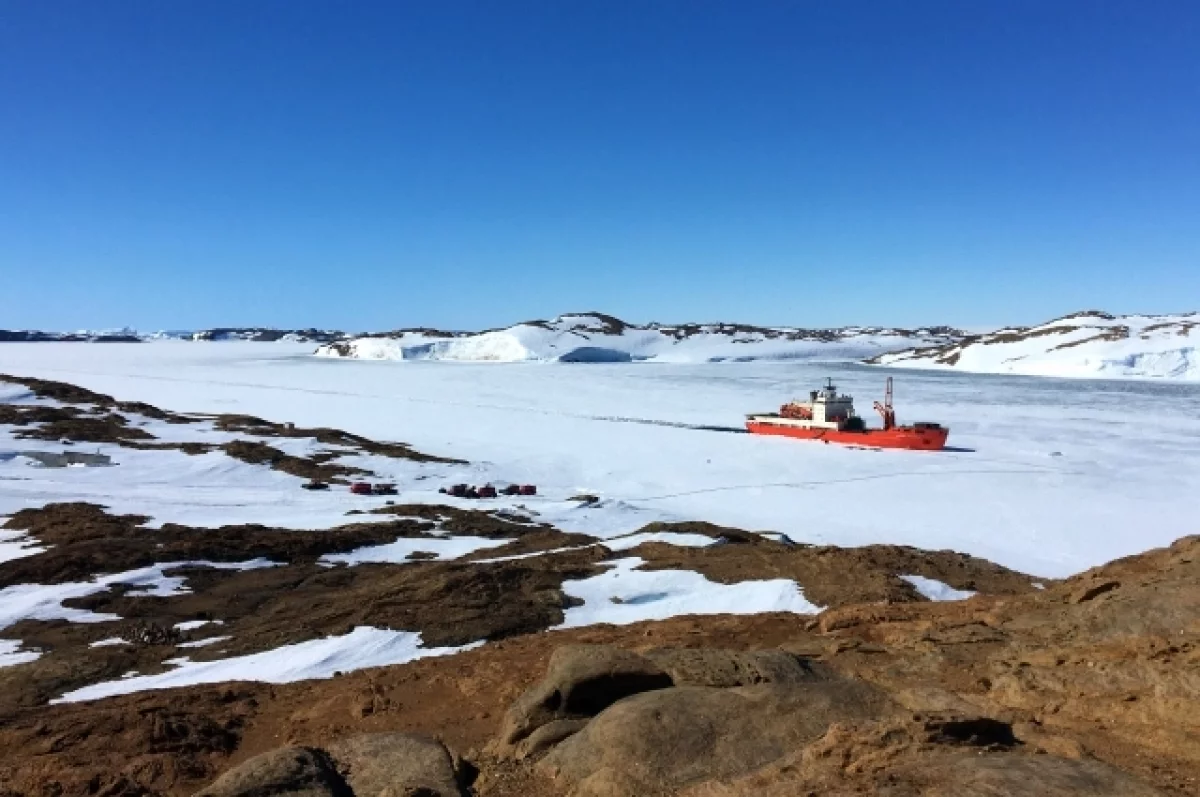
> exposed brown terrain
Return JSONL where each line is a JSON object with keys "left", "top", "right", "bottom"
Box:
{"left": 1, "top": 373, "right": 1195, "bottom": 796}
{"left": 0, "top": 373, "right": 454, "bottom": 468}
{"left": 0, "top": 533, "right": 1196, "bottom": 796}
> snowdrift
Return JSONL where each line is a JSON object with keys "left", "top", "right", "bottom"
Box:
{"left": 315, "top": 313, "right": 960, "bottom": 364}
{"left": 873, "top": 311, "right": 1198, "bottom": 381}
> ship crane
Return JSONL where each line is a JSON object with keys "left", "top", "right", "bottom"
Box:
{"left": 873, "top": 376, "right": 896, "bottom": 431}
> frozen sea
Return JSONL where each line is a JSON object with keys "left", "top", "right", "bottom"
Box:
{"left": 2, "top": 341, "right": 1198, "bottom": 578}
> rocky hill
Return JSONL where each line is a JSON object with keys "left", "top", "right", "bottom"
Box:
{"left": 873, "top": 311, "right": 1198, "bottom": 380}
{"left": 1, "top": 510, "right": 1194, "bottom": 796}
{"left": 316, "top": 312, "right": 963, "bottom": 363}
{"left": 0, "top": 327, "right": 345, "bottom": 343}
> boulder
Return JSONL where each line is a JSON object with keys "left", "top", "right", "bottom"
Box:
{"left": 643, "top": 648, "right": 831, "bottom": 688}
{"left": 924, "top": 753, "right": 1167, "bottom": 796}
{"left": 514, "top": 718, "right": 592, "bottom": 761}
{"left": 325, "top": 733, "right": 465, "bottom": 797}
{"left": 194, "top": 746, "right": 350, "bottom": 797}
{"left": 495, "top": 645, "right": 672, "bottom": 750}
{"left": 539, "top": 680, "right": 891, "bottom": 795}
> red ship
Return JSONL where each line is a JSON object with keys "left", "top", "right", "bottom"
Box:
{"left": 746, "top": 377, "right": 949, "bottom": 451}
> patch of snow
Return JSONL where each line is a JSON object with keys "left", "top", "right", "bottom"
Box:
{"left": 320, "top": 535, "right": 510, "bottom": 565}
{"left": 558, "top": 557, "right": 820, "bottom": 628}
{"left": 176, "top": 636, "right": 231, "bottom": 648}
{"left": 89, "top": 637, "right": 130, "bottom": 647}
{"left": 900, "top": 574, "right": 976, "bottom": 601}
{"left": 877, "top": 312, "right": 1199, "bottom": 381}
{"left": 471, "top": 530, "right": 721, "bottom": 564}
{"left": 0, "top": 529, "right": 46, "bottom": 564}
{"left": 0, "top": 639, "right": 41, "bottom": 668}
{"left": 0, "top": 559, "right": 280, "bottom": 630}
{"left": 54, "top": 626, "right": 482, "bottom": 703}
{"left": 174, "top": 619, "right": 222, "bottom": 631}
{"left": 598, "top": 531, "right": 718, "bottom": 551}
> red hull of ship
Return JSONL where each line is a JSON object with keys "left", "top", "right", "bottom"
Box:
{"left": 745, "top": 421, "right": 949, "bottom": 451}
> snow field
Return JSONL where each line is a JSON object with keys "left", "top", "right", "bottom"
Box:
{"left": 0, "top": 559, "right": 279, "bottom": 630}
{"left": 52, "top": 627, "right": 483, "bottom": 703}
{"left": 2, "top": 341, "right": 1199, "bottom": 700}
{"left": 1, "top": 342, "right": 1197, "bottom": 576}
{"left": 880, "top": 313, "right": 1199, "bottom": 381}
{"left": 558, "top": 557, "right": 821, "bottom": 627}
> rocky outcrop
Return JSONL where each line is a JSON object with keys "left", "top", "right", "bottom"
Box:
{"left": 194, "top": 734, "right": 467, "bottom": 797}
{"left": 326, "top": 733, "right": 466, "bottom": 797}
{"left": 493, "top": 645, "right": 673, "bottom": 757}
{"left": 194, "top": 747, "right": 350, "bottom": 797}
{"left": 539, "top": 680, "right": 890, "bottom": 795}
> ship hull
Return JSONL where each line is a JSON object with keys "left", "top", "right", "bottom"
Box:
{"left": 746, "top": 420, "right": 949, "bottom": 451}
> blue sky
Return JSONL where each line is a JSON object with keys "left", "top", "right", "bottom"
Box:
{"left": 2, "top": 1, "right": 1198, "bottom": 332}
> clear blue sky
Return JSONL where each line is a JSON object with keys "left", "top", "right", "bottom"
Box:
{"left": 2, "top": 1, "right": 1198, "bottom": 332}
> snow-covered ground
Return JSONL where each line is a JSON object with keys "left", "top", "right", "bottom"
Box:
{"left": 52, "top": 627, "right": 480, "bottom": 703}
{"left": 2, "top": 341, "right": 1199, "bottom": 578}
{"left": 317, "top": 313, "right": 958, "bottom": 363}
{"left": 558, "top": 557, "right": 820, "bottom": 628}
{"left": 877, "top": 312, "right": 1198, "bottom": 381}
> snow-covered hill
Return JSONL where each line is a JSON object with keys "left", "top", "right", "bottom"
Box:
{"left": 0, "top": 327, "right": 344, "bottom": 343}
{"left": 315, "top": 312, "right": 962, "bottom": 363}
{"left": 873, "top": 311, "right": 1198, "bottom": 381}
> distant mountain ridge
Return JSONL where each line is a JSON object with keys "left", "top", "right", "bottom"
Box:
{"left": 315, "top": 312, "right": 964, "bottom": 363}
{"left": 8, "top": 310, "right": 1195, "bottom": 380}
{"left": 873, "top": 310, "right": 1198, "bottom": 380}
{"left": 0, "top": 327, "right": 344, "bottom": 343}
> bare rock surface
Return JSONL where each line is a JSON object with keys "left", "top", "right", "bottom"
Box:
{"left": 325, "top": 733, "right": 465, "bottom": 797}
{"left": 495, "top": 645, "right": 672, "bottom": 751}
{"left": 642, "top": 647, "right": 832, "bottom": 688}
{"left": 538, "top": 680, "right": 891, "bottom": 795}
{"left": 193, "top": 746, "right": 350, "bottom": 797}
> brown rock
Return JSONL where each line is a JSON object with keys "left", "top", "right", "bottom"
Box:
{"left": 326, "top": 733, "right": 464, "bottom": 797}
{"left": 923, "top": 753, "right": 1166, "bottom": 796}
{"left": 1069, "top": 580, "right": 1120, "bottom": 604}
{"left": 514, "top": 718, "right": 591, "bottom": 761}
{"left": 495, "top": 645, "right": 672, "bottom": 749}
{"left": 538, "top": 680, "right": 891, "bottom": 795}
{"left": 643, "top": 647, "right": 831, "bottom": 688}
{"left": 193, "top": 746, "right": 349, "bottom": 797}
